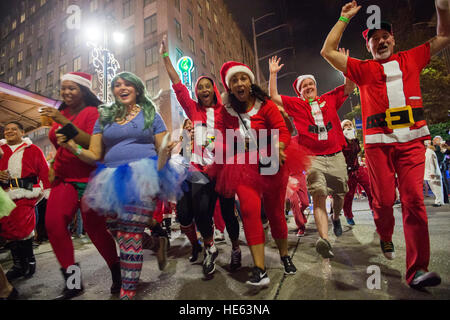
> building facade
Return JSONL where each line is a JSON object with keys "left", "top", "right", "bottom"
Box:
{"left": 0, "top": 0, "right": 259, "bottom": 132}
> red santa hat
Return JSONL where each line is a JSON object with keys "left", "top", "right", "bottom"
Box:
{"left": 61, "top": 72, "right": 93, "bottom": 90}
{"left": 220, "top": 61, "right": 255, "bottom": 92}
{"left": 341, "top": 119, "right": 353, "bottom": 129}
{"left": 292, "top": 75, "right": 317, "bottom": 98}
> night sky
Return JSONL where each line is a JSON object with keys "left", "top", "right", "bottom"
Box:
{"left": 223, "top": 0, "right": 435, "bottom": 116}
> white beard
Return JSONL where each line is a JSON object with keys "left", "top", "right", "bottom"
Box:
{"left": 374, "top": 50, "right": 391, "bottom": 60}
{"left": 343, "top": 128, "right": 356, "bottom": 140}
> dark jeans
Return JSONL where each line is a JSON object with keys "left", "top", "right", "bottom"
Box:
{"left": 177, "top": 175, "right": 240, "bottom": 241}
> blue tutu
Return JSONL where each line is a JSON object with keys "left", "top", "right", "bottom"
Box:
{"left": 82, "top": 155, "right": 189, "bottom": 218}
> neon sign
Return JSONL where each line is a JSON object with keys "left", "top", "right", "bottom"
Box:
{"left": 177, "top": 56, "right": 195, "bottom": 97}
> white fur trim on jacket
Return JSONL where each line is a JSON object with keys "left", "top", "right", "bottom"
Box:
{"left": 7, "top": 187, "right": 43, "bottom": 200}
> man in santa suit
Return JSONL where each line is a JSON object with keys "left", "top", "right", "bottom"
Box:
{"left": 0, "top": 121, "right": 50, "bottom": 281}
{"left": 321, "top": 0, "right": 450, "bottom": 289}
{"left": 269, "top": 55, "right": 356, "bottom": 259}
{"left": 341, "top": 119, "right": 374, "bottom": 225}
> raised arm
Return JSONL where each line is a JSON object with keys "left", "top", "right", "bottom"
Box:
{"left": 160, "top": 35, "right": 181, "bottom": 85}
{"left": 339, "top": 48, "right": 357, "bottom": 95}
{"left": 268, "top": 56, "right": 284, "bottom": 107}
{"left": 430, "top": 0, "right": 450, "bottom": 56}
{"left": 321, "top": 1, "right": 362, "bottom": 73}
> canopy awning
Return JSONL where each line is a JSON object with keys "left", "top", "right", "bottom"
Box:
{"left": 0, "top": 81, "right": 61, "bottom": 132}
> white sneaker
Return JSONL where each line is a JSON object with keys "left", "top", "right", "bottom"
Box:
{"left": 214, "top": 229, "right": 225, "bottom": 242}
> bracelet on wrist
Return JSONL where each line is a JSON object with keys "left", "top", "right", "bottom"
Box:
{"left": 74, "top": 144, "right": 83, "bottom": 156}
{"left": 339, "top": 16, "right": 350, "bottom": 23}
{"left": 162, "top": 52, "right": 169, "bottom": 58}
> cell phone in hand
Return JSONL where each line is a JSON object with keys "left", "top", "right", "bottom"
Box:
{"left": 56, "top": 123, "right": 79, "bottom": 142}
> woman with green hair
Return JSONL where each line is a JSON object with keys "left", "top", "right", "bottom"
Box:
{"left": 59, "top": 71, "right": 188, "bottom": 299}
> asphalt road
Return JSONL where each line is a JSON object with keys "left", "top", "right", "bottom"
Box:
{"left": 1, "top": 197, "right": 449, "bottom": 301}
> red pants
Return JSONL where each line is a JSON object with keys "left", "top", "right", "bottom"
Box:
{"left": 289, "top": 174, "right": 309, "bottom": 229}
{"left": 46, "top": 180, "right": 118, "bottom": 269}
{"left": 0, "top": 198, "right": 36, "bottom": 240}
{"left": 213, "top": 200, "right": 225, "bottom": 233}
{"left": 238, "top": 167, "right": 288, "bottom": 246}
{"left": 343, "top": 166, "right": 374, "bottom": 219}
{"left": 366, "top": 140, "right": 429, "bottom": 284}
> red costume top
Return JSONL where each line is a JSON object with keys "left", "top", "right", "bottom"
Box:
{"left": 48, "top": 106, "right": 98, "bottom": 182}
{"left": 281, "top": 85, "right": 348, "bottom": 156}
{"left": 345, "top": 43, "right": 431, "bottom": 148}
{"left": 0, "top": 138, "right": 50, "bottom": 200}
{"left": 172, "top": 76, "right": 223, "bottom": 170}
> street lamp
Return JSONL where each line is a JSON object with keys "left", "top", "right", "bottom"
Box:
{"left": 83, "top": 15, "right": 123, "bottom": 103}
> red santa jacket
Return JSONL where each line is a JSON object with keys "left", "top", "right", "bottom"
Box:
{"left": 0, "top": 138, "right": 50, "bottom": 200}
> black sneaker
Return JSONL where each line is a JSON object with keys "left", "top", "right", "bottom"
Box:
{"left": 380, "top": 240, "right": 395, "bottom": 260}
{"left": 246, "top": 267, "right": 270, "bottom": 286}
{"left": 332, "top": 218, "right": 343, "bottom": 237}
{"left": 315, "top": 237, "right": 334, "bottom": 259}
{"left": 189, "top": 242, "right": 202, "bottom": 263}
{"left": 229, "top": 248, "right": 242, "bottom": 272}
{"left": 202, "top": 245, "right": 218, "bottom": 275}
{"left": 409, "top": 270, "right": 441, "bottom": 289}
{"left": 281, "top": 256, "right": 297, "bottom": 275}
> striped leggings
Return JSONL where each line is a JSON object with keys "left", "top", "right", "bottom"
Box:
{"left": 106, "top": 203, "right": 156, "bottom": 300}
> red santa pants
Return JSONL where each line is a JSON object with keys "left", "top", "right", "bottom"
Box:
{"left": 290, "top": 174, "right": 309, "bottom": 229}
{"left": 213, "top": 200, "right": 225, "bottom": 233}
{"left": 365, "top": 140, "right": 429, "bottom": 284}
{"left": 46, "top": 180, "right": 118, "bottom": 270}
{"left": 0, "top": 198, "right": 36, "bottom": 240}
{"left": 237, "top": 167, "right": 288, "bottom": 246}
{"left": 343, "top": 166, "right": 374, "bottom": 219}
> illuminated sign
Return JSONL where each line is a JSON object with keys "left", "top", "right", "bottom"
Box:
{"left": 177, "top": 56, "right": 195, "bottom": 97}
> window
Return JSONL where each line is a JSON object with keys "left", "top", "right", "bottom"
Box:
{"left": 25, "top": 62, "right": 32, "bottom": 77}
{"left": 19, "top": 32, "right": 24, "bottom": 44}
{"left": 210, "top": 62, "right": 215, "bottom": 77}
{"left": 199, "top": 25, "right": 204, "bottom": 40}
{"left": 126, "top": 26, "right": 135, "bottom": 45}
{"left": 17, "top": 70, "right": 23, "bottom": 81}
{"left": 145, "top": 44, "right": 158, "bottom": 67}
{"left": 0, "top": 47, "right": 5, "bottom": 57}
{"left": 90, "top": 0, "right": 99, "bottom": 12}
{"left": 207, "top": 18, "right": 211, "bottom": 30}
{"left": 59, "top": 64, "right": 67, "bottom": 79}
{"left": 146, "top": 76, "right": 159, "bottom": 97}
{"left": 200, "top": 50, "right": 206, "bottom": 66}
{"left": 60, "top": 39, "right": 67, "bottom": 56}
{"left": 74, "top": 33, "right": 81, "bottom": 48}
{"left": 214, "top": 13, "right": 218, "bottom": 24}
{"left": 35, "top": 78, "right": 42, "bottom": 93}
{"left": 12, "top": 20, "right": 17, "bottom": 30}
{"left": 39, "top": 15, "right": 45, "bottom": 29}
{"left": 26, "top": 45, "right": 32, "bottom": 58}
{"left": 9, "top": 57, "right": 14, "bottom": 70}
{"left": 46, "top": 71, "right": 53, "bottom": 87}
{"left": 48, "top": 48, "right": 54, "bottom": 64}
{"left": 10, "top": 38, "right": 15, "bottom": 50}
{"left": 124, "top": 56, "right": 136, "bottom": 73}
{"left": 61, "top": 0, "right": 69, "bottom": 12}
{"left": 9, "top": 76, "right": 14, "bottom": 83}
{"left": 187, "top": 10, "right": 193, "bottom": 28}
{"left": 176, "top": 48, "right": 183, "bottom": 62}
{"left": 37, "top": 36, "right": 44, "bottom": 51}
{"left": 40, "top": 0, "right": 47, "bottom": 6}
{"left": 73, "top": 56, "right": 81, "bottom": 72}
{"left": 188, "top": 36, "right": 195, "bottom": 53}
{"left": 36, "top": 56, "right": 43, "bottom": 70}
{"left": 206, "top": 0, "right": 210, "bottom": 11}
{"left": 144, "top": 0, "right": 156, "bottom": 6}
{"left": 144, "top": 14, "right": 157, "bottom": 36}
{"left": 20, "top": 12, "right": 26, "bottom": 23}
{"left": 123, "top": 0, "right": 134, "bottom": 18}
{"left": 175, "top": 19, "right": 181, "bottom": 40}
{"left": 174, "top": 0, "right": 180, "bottom": 11}
{"left": 197, "top": 3, "right": 202, "bottom": 18}
{"left": 30, "top": 4, "right": 36, "bottom": 14}
{"left": 0, "top": 64, "right": 5, "bottom": 75}
{"left": 18, "top": 50, "right": 24, "bottom": 63}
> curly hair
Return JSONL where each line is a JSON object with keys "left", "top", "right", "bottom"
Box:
{"left": 228, "top": 84, "right": 270, "bottom": 113}
{"left": 97, "top": 72, "right": 157, "bottom": 130}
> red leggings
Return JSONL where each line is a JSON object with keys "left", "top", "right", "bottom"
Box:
{"left": 46, "top": 180, "right": 118, "bottom": 270}
{"left": 213, "top": 200, "right": 225, "bottom": 233}
{"left": 237, "top": 169, "right": 289, "bottom": 246}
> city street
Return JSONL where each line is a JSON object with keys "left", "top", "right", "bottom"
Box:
{"left": 1, "top": 197, "right": 449, "bottom": 300}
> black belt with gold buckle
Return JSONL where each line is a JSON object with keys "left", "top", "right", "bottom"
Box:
{"left": 366, "top": 107, "right": 424, "bottom": 130}
{"left": 0, "top": 176, "right": 38, "bottom": 191}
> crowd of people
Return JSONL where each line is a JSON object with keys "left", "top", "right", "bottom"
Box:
{"left": 1, "top": 0, "right": 449, "bottom": 300}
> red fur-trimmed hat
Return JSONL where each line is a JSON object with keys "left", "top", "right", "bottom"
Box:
{"left": 292, "top": 75, "right": 317, "bottom": 98}
{"left": 61, "top": 72, "right": 93, "bottom": 90}
{"left": 220, "top": 61, "right": 255, "bottom": 92}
